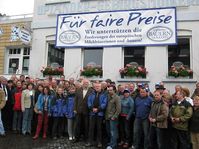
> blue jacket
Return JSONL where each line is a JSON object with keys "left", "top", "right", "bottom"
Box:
{"left": 120, "top": 96, "right": 134, "bottom": 120}
{"left": 36, "top": 93, "right": 52, "bottom": 114}
{"left": 51, "top": 96, "right": 65, "bottom": 117}
{"left": 87, "top": 91, "right": 108, "bottom": 117}
{"left": 65, "top": 94, "right": 75, "bottom": 119}
{"left": 135, "top": 95, "right": 153, "bottom": 119}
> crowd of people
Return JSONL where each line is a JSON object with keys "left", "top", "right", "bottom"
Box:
{"left": 0, "top": 74, "right": 198, "bottom": 149}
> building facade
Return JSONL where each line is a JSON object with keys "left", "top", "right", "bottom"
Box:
{"left": 0, "top": 15, "right": 32, "bottom": 77}
{"left": 31, "top": 0, "right": 199, "bottom": 91}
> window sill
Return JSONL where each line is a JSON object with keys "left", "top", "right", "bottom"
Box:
{"left": 162, "top": 78, "right": 197, "bottom": 83}
{"left": 117, "top": 78, "right": 150, "bottom": 83}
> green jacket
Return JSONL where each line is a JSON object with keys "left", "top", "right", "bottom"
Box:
{"left": 105, "top": 93, "right": 121, "bottom": 120}
{"left": 170, "top": 99, "right": 193, "bottom": 131}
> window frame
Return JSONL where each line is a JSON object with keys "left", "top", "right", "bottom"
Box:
{"left": 122, "top": 46, "right": 146, "bottom": 67}
{"left": 167, "top": 37, "right": 192, "bottom": 73}
{"left": 82, "top": 47, "right": 103, "bottom": 68}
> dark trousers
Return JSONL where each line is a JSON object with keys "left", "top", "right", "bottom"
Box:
{"left": 75, "top": 113, "right": 89, "bottom": 141}
{"left": 88, "top": 115, "right": 103, "bottom": 144}
{"left": 52, "top": 117, "right": 64, "bottom": 137}
{"left": 119, "top": 116, "right": 130, "bottom": 144}
{"left": 149, "top": 126, "right": 167, "bottom": 149}
{"left": 170, "top": 128, "right": 190, "bottom": 149}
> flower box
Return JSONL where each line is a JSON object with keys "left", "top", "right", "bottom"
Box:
{"left": 168, "top": 65, "right": 193, "bottom": 78}
{"left": 119, "top": 64, "right": 147, "bottom": 78}
{"left": 41, "top": 66, "right": 64, "bottom": 76}
{"left": 80, "top": 65, "right": 103, "bottom": 78}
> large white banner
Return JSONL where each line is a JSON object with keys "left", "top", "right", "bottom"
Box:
{"left": 56, "top": 7, "right": 176, "bottom": 47}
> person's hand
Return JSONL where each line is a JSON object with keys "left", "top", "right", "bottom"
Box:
{"left": 93, "top": 108, "right": 98, "bottom": 113}
{"left": 38, "top": 111, "right": 42, "bottom": 114}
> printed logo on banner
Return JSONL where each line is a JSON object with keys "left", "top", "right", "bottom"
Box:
{"left": 0, "top": 28, "right": 3, "bottom": 36}
{"left": 147, "top": 26, "right": 173, "bottom": 42}
{"left": 59, "top": 30, "right": 81, "bottom": 44}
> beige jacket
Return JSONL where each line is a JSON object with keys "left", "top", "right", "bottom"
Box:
{"left": 21, "top": 89, "right": 35, "bottom": 111}
{"left": 0, "top": 89, "right": 6, "bottom": 110}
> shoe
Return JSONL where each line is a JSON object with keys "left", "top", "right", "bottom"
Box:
{"left": 22, "top": 132, "right": 26, "bottom": 136}
{"left": 13, "top": 130, "right": 17, "bottom": 134}
{"left": 118, "top": 141, "right": 124, "bottom": 146}
{"left": 123, "top": 143, "right": 129, "bottom": 148}
{"left": 69, "top": 137, "right": 73, "bottom": 141}
{"left": 131, "top": 145, "right": 135, "bottom": 149}
{"left": 72, "top": 138, "right": 79, "bottom": 143}
{"left": 33, "top": 135, "right": 39, "bottom": 140}
{"left": 85, "top": 143, "right": 92, "bottom": 147}
{"left": 53, "top": 136, "right": 57, "bottom": 140}
{"left": 0, "top": 134, "right": 6, "bottom": 137}
{"left": 106, "top": 146, "right": 112, "bottom": 149}
{"left": 43, "top": 134, "right": 47, "bottom": 139}
{"left": 97, "top": 143, "right": 102, "bottom": 148}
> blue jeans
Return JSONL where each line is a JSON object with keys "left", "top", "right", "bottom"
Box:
{"left": 12, "top": 111, "right": 22, "bottom": 131}
{"left": 134, "top": 118, "right": 150, "bottom": 149}
{"left": 106, "top": 120, "right": 119, "bottom": 149}
{"left": 22, "top": 108, "right": 33, "bottom": 134}
{"left": 0, "top": 110, "right": 5, "bottom": 135}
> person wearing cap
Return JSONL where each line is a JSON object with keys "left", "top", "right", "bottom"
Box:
{"left": 131, "top": 83, "right": 144, "bottom": 99}
{"left": 133, "top": 88, "right": 153, "bottom": 149}
{"left": 118, "top": 89, "right": 134, "bottom": 148}
{"left": 156, "top": 85, "right": 166, "bottom": 95}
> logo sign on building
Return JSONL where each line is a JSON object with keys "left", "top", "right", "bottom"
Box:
{"left": 0, "top": 28, "right": 3, "bottom": 36}
{"left": 19, "top": 29, "right": 31, "bottom": 44}
{"left": 56, "top": 7, "right": 176, "bottom": 47}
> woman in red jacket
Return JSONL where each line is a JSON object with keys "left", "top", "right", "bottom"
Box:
{"left": 12, "top": 81, "right": 23, "bottom": 133}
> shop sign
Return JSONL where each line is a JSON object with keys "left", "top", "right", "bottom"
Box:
{"left": 56, "top": 7, "right": 177, "bottom": 47}
{"left": 19, "top": 29, "right": 31, "bottom": 44}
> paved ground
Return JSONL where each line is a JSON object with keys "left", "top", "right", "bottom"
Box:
{"left": 0, "top": 132, "right": 99, "bottom": 149}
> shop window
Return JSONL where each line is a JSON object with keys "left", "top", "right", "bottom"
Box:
{"left": 123, "top": 46, "right": 145, "bottom": 67}
{"left": 168, "top": 38, "right": 190, "bottom": 70}
{"left": 47, "top": 43, "right": 65, "bottom": 67}
{"left": 83, "top": 47, "right": 103, "bottom": 67}
{"left": 6, "top": 47, "right": 30, "bottom": 74}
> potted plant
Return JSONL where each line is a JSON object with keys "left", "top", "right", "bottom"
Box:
{"left": 41, "top": 66, "right": 64, "bottom": 77}
{"left": 168, "top": 65, "right": 193, "bottom": 78}
{"left": 119, "top": 64, "right": 147, "bottom": 78}
{"left": 80, "top": 65, "right": 103, "bottom": 78}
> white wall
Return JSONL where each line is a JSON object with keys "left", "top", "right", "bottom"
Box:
{"left": 30, "top": 0, "right": 199, "bottom": 93}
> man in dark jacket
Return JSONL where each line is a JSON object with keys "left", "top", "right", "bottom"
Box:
{"left": 86, "top": 82, "right": 108, "bottom": 148}
{"left": 73, "top": 79, "right": 93, "bottom": 143}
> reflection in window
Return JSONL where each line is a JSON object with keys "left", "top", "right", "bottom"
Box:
{"left": 168, "top": 38, "right": 190, "bottom": 69}
{"left": 83, "top": 47, "right": 103, "bottom": 67}
{"left": 48, "top": 43, "right": 65, "bottom": 67}
{"left": 123, "top": 46, "right": 145, "bottom": 66}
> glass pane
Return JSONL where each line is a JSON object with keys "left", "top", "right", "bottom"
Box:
{"left": 47, "top": 44, "right": 65, "bottom": 67}
{"left": 22, "top": 57, "right": 29, "bottom": 74}
{"left": 124, "top": 47, "right": 145, "bottom": 66}
{"left": 8, "top": 58, "right": 19, "bottom": 74}
{"left": 83, "top": 48, "right": 103, "bottom": 67}
{"left": 168, "top": 38, "right": 190, "bottom": 68}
